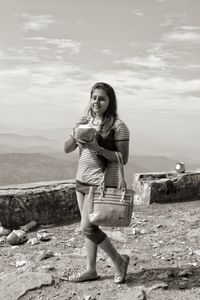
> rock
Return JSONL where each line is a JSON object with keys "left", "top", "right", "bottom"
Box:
{"left": 193, "top": 249, "right": 200, "bottom": 256}
{"left": 156, "top": 272, "right": 169, "bottom": 280}
{"left": 20, "top": 221, "right": 37, "bottom": 232}
{"left": 178, "top": 269, "right": 192, "bottom": 277}
{"left": 135, "top": 288, "right": 147, "bottom": 300}
{"left": 27, "top": 237, "right": 40, "bottom": 245}
{"left": 38, "top": 250, "right": 54, "bottom": 261}
{"left": 37, "top": 232, "right": 51, "bottom": 241}
{"left": 0, "top": 271, "right": 54, "bottom": 300}
{"left": 187, "top": 228, "right": 200, "bottom": 238}
{"left": 16, "top": 259, "right": 27, "bottom": 268}
{"left": 7, "top": 230, "right": 28, "bottom": 245}
{"left": 115, "top": 287, "right": 147, "bottom": 300}
{"left": 84, "top": 296, "right": 96, "bottom": 300}
{"left": 40, "top": 264, "right": 55, "bottom": 272}
{"left": 148, "top": 281, "right": 168, "bottom": 292}
{"left": 0, "top": 225, "right": 11, "bottom": 236}
{"left": 179, "top": 281, "right": 188, "bottom": 289}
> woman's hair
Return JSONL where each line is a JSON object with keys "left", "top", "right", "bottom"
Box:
{"left": 87, "top": 82, "right": 118, "bottom": 136}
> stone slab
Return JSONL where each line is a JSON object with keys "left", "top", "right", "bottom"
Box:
{"left": 0, "top": 272, "right": 54, "bottom": 300}
{"left": 133, "top": 171, "right": 200, "bottom": 205}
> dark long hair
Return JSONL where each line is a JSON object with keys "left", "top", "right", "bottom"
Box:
{"left": 87, "top": 82, "right": 118, "bottom": 136}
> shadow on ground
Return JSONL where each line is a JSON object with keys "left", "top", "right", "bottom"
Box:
{"left": 125, "top": 266, "right": 200, "bottom": 290}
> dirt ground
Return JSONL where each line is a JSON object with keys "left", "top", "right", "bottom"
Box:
{"left": 1, "top": 200, "right": 200, "bottom": 300}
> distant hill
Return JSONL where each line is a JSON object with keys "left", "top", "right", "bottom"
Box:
{"left": 0, "top": 131, "right": 200, "bottom": 187}
{"left": 0, "top": 153, "right": 77, "bottom": 186}
{"left": 1, "top": 151, "right": 199, "bottom": 188}
{"left": 0, "top": 133, "right": 61, "bottom": 151}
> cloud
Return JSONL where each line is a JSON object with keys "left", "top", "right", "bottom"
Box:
{"left": 131, "top": 10, "right": 144, "bottom": 17}
{"left": 27, "top": 37, "right": 80, "bottom": 54}
{"left": 180, "top": 26, "right": 200, "bottom": 31}
{"left": 101, "top": 49, "right": 112, "bottom": 55}
{"left": 163, "top": 30, "right": 200, "bottom": 43}
{"left": 0, "top": 47, "right": 39, "bottom": 62}
{"left": 88, "top": 68, "right": 200, "bottom": 114}
{"left": 115, "top": 54, "right": 166, "bottom": 69}
{"left": 22, "top": 14, "right": 55, "bottom": 31}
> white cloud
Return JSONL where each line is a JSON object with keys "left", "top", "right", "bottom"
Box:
{"left": 22, "top": 14, "right": 55, "bottom": 31}
{"left": 180, "top": 26, "right": 200, "bottom": 31}
{"left": 163, "top": 31, "right": 200, "bottom": 42}
{"left": 27, "top": 37, "right": 80, "bottom": 54}
{"left": 88, "top": 69, "right": 200, "bottom": 114}
{"left": 0, "top": 48, "right": 39, "bottom": 62}
{"left": 115, "top": 54, "right": 166, "bottom": 69}
{"left": 131, "top": 10, "right": 144, "bottom": 17}
{"left": 101, "top": 49, "right": 112, "bottom": 55}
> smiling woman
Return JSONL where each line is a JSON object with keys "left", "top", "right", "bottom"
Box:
{"left": 64, "top": 82, "right": 130, "bottom": 284}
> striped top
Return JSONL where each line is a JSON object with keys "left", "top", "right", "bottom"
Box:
{"left": 75, "top": 118, "right": 129, "bottom": 187}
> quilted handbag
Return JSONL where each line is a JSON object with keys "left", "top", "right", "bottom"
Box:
{"left": 88, "top": 152, "right": 134, "bottom": 227}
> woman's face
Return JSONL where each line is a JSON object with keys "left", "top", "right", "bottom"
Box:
{"left": 91, "top": 88, "right": 110, "bottom": 117}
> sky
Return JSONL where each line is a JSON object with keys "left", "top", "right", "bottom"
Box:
{"left": 0, "top": 0, "right": 200, "bottom": 159}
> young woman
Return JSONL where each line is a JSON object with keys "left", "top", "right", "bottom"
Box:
{"left": 64, "top": 82, "right": 130, "bottom": 283}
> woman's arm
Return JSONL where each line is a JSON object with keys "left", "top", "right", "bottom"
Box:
{"left": 84, "top": 136, "right": 129, "bottom": 164}
{"left": 64, "top": 116, "right": 89, "bottom": 153}
{"left": 64, "top": 136, "right": 78, "bottom": 153}
{"left": 96, "top": 140, "right": 129, "bottom": 164}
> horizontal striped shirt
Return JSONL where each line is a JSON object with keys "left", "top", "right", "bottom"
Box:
{"left": 75, "top": 118, "right": 129, "bottom": 187}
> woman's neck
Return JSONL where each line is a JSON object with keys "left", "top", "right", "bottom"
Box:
{"left": 92, "top": 117, "right": 102, "bottom": 126}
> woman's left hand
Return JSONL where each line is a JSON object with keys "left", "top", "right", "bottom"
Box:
{"left": 86, "top": 134, "right": 100, "bottom": 152}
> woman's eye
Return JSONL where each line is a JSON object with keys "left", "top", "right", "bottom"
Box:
{"left": 92, "top": 96, "right": 105, "bottom": 101}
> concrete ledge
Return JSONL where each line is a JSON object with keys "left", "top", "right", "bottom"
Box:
{"left": 0, "top": 180, "right": 79, "bottom": 229}
{"left": 133, "top": 171, "right": 200, "bottom": 205}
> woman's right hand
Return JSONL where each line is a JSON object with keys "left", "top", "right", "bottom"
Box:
{"left": 76, "top": 139, "right": 87, "bottom": 149}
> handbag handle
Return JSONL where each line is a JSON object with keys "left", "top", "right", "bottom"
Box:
{"left": 99, "top": 151, "right": 127, "bottom": 191}
{"left": 115, "top": 151, "right": 127, "bottom": 190}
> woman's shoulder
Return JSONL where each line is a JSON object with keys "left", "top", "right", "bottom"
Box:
{"left": 112, "top": 118, "right": 129, "bottom": 129}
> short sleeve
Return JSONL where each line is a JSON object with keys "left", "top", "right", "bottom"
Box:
{"left": 113, "top": 119, "right": 130, "bottom": 142}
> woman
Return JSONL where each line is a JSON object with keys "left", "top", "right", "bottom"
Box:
{"left": 64, "top": 82, "right": 130, "bottom": 283}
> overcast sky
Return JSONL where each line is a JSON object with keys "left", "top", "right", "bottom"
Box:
{"left": 0, "top": 0, "right": 199, "bottom": 158}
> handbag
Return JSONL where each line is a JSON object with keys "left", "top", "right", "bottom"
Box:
{"left": 88, "top": 152, "right": 134, "bottom": 227}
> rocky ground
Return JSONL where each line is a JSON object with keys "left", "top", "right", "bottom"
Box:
{"left": 0, "top": 200, "right": 200, "bottom": 300}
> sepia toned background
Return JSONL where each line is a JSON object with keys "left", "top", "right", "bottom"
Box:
{"left": 0, "top": 0, "right": 200, "bottom": 185}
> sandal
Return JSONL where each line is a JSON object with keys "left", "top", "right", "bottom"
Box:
{"left": 114, "top": 254, "right": 130, "bottom": 284}
{"left": 69, "top": 271, "right": 100, "bottom": 283}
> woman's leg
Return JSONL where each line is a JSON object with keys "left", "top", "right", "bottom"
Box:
{"left": 70, "top": 191, "right": 98, "bottom": 281}
{"left": 76, "top": 191, "right": 84, "bottom": 217}
{"left": 99, "top": 236, "right": 130, "bottom": 284}
{"left": 80, "top": 192, "right": 98, "bottom": 274}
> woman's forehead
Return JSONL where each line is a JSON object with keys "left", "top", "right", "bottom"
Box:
{"left": 91, "top": 88, "right": 107, "bottom": 97}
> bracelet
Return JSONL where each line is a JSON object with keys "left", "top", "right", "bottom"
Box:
{"left": 96, "top": 147, "right": 104, "bottom": 156}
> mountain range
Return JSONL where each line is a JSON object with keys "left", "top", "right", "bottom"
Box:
{"left": 0, "top": 132, "right": 199, "bottom": 187}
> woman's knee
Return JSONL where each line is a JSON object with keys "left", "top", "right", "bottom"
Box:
{"left": 81, "top": 223, "right": 106, "bottom": 245}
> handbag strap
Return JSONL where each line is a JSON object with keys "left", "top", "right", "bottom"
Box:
{"left": 115, "top": 151, "right": 127, "bottom": 190}
{"left": 99, "top": 151, "right": 127, "bottom": 191}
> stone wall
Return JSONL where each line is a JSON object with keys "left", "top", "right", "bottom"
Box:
{"left": 0, "top": 180, "right": 79, "bottom": 229}
{"left": 133, "top": 171, "right": 200, "bottom": 205}
{"left": 1, "top": 172, "right": 200, "bottom": 229}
